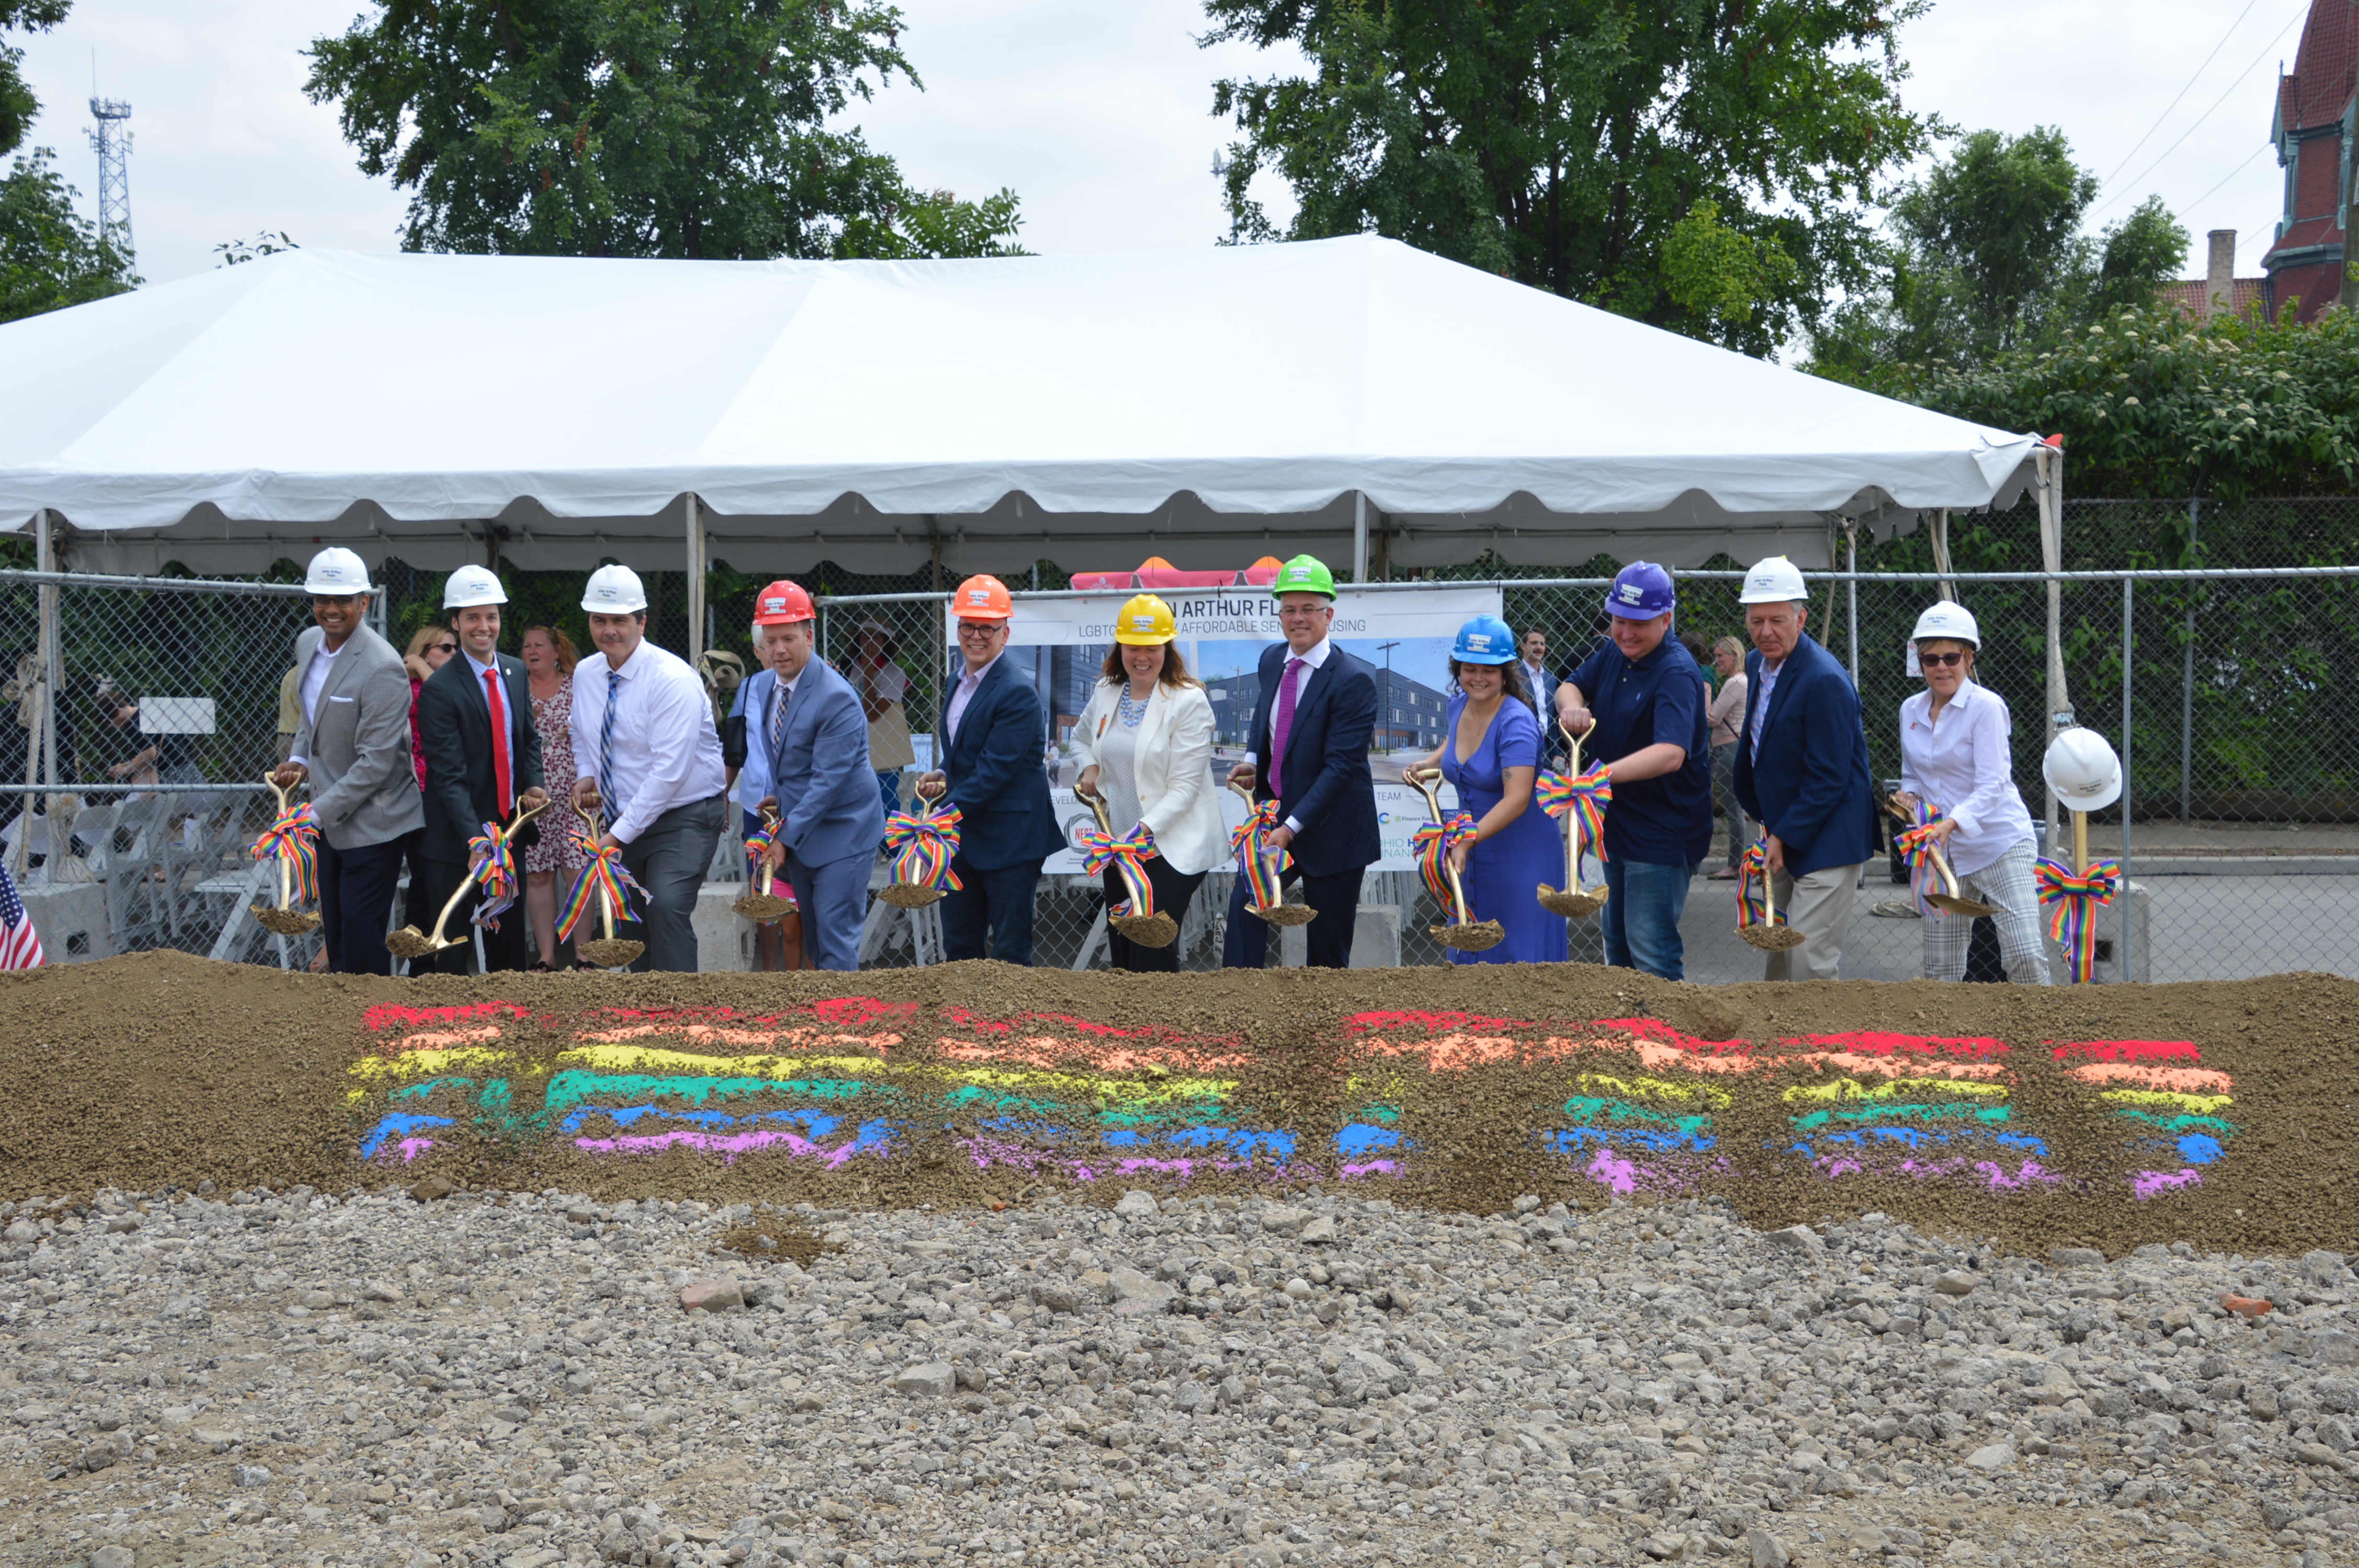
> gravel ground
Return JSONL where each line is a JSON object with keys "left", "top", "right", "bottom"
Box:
{"left": 3, "top": 1185, "right": 2357, "bottom": 1568}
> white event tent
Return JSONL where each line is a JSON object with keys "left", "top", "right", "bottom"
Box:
{"left": 0, "top": 233, "right": 2050, "bottom": 589}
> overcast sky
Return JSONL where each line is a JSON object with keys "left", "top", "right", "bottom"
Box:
{"left": 8, "top": 0, "right": 2315, "bottom": 290}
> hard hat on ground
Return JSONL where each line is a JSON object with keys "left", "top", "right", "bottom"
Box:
{"left": 753, "top": 580, "right": 817, "bottom": 625}
{"left": 1911, "top": 602, "right": 1979, "bottom": 647}
{"left": 1273, "top": 555, "right": 1337, "bottom": 599}
{"left": 1605, "top": 561, "right": 1676, "bottom": 620}
{"left": 1451, "top": 614, "right": 1517, "bottom": 665}
{"left": 442, "top": 565, "right": 508, "bottom": 610}
{"left": 304, "top": 547, "right": 372, "bottom": 596}
{"left": 953, "top": 574, "right": 1014, "bottom": 621}
{"left": 2043, "top": 729, "right": 2123, "bottom": 813}
{"left": 581, "top": 564, "right": 649, "bottom": 615}
{"left": 1114, "top": 593, "right": 1176, "bottom": 645}
{"left": 1738, "top": 556, "right": 1808, "bottom": 604}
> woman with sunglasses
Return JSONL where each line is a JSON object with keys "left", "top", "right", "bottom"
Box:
{"left": 1891, "top": 602, "right": 2050, "bottom": 984}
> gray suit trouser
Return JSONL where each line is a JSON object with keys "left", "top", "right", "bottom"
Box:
{"left": 616, "top": 793, "right": 726, "bottom": 972}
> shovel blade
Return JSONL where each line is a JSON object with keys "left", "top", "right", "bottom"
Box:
{"left": 251, "top": 905, "right": 321, "bottom": 936}
{"left": 1433, "top": 919, "right": 1506, "bottom": 952}
{"left": 384, "top": 926, "right": 440, "bottom": 959}
{"left": 876, "top": 882, "right": 947, "bottom": 908}
{"left": 1109, "top": 912, "right": 1180, "bottom": 949}
{"left": 1738, "top": 925, "right": 1806, "bottom": 951}
{"left": 577, "top": 938, "right": 644, "bottom": 970}
{"left": 1927, "top": 894, "right": 2000, "bottom": 918}
{"left": 1250, "top": 903, "right": 1317, "bottom": 927}
{"left": 732, "top": 893, "right": 794, "bottom": 924}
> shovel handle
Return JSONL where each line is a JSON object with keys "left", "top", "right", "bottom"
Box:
{"left": 259, "top": 770, "right": 296, "bottom": 913}
{"left": 1555, "top": 722, "right": 1587, "bottom": 885}
{"left": 1084, "top": 793, "right": 1153, "bottom": 912}
{"left": 756, "top": 806, "right": 783, "bottom": 897}
{"left": 1406, "top": 767, "right": 1474, "bottom": 925}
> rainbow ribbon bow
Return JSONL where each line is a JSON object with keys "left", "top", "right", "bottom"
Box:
{"left": 884, "top": 804, "right": 965, "bottom": 895}
{"left": 557, "top": 829, "right": 650, "bottom": 943}
{"left": 1735, "top": 838, "right": 1784, "bottom": 932}
{"left": 2035, "top": 855, "right": 2121, "bottom": 982}
{"left": 467, "top": 820, "right": 522, "bottom": 931}
{"left": 1891, "top": 800, "right": 1950, "bottom": 917}
{"left": 743, "top": 818, "right": 779, "bottom": 879}
{"left": 1535, "top": 764, "right": 1613, "bottom": 863}
{"left": 1412, "top": 812, "right": 1479, "bottom": 920}
{"left": 1079, "top": 822, "right": 1162, "bottom": 917}
{"left": 1229, "top": 797, "right": 1293, "bottom": 910}
{"left": 250, "top": 803, "right": 320, "bottom": 903}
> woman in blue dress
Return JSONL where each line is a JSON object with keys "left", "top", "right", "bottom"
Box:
{"left": 1411, "top": 614, "right": 1566, "bottom": 965}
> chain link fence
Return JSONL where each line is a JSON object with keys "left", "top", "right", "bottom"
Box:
{"left": 7, "top": 495, "right": 2355, "bottom": 980}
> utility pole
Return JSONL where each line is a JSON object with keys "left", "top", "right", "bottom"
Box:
{"left": 87, "top": 67, "right": 134, "bottom": 262}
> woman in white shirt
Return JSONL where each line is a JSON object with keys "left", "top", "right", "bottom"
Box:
{"left": 1071, "top": 594, "right": 1226, "bottom": 972}
{"left": 1892, "top": 602, "right": 2051, "bottom": 985}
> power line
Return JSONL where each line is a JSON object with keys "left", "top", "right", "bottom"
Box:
{"left": 2098, "top": 0, "right": 2264, "bottom": 193}
{"left": 2090, "top": 2, "right": 2308, "bottom": 220}
{"left": 2173, "top": 143, "right": 2271, "bottom": 223}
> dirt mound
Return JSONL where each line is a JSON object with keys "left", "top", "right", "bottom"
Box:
{"left": 3, "top": 951, "right": 2355, "bottom": 1260}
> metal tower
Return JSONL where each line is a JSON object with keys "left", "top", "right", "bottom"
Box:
{"left": 86, "top": 93, "right": 133, "bottom": 260}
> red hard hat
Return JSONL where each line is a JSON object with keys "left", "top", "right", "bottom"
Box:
{"left": 952, "top": 574, "right": 1014, "bottom": 621}
{"left": 753, "top": 580, "right": 816, "bottom": 624}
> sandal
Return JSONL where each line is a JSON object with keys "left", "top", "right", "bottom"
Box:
{"left": 1708, "top": 866, "right": 1740, "bottom": 880}
{"left": 528, "top": 960, "right": 555, "bottom": 973}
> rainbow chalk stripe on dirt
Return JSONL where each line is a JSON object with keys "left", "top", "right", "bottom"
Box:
{"left": 2054, "top": 1039, "right": 2233, "bottom": 1200}
{"left": 1778, "top": 1031, "right": 2052, "bottom": 1191}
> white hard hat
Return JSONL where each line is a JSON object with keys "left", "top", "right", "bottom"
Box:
{"left": 442, "top": 564, "right": 508, "bottom": 611}
{"left": 1910, "top": 601, "right": 1979, "bottom": 648}
{"left": 2042, "top": 728, "right": 2123, "bottom": 813}
{"left": 1738, "top": 556, "right": 1808, "bottom": 604}
{"left": 581, "top": 564, "right": 648, "bottom": 615}
{"left": 303, "top": 547, "right": 372, "bottom": 596}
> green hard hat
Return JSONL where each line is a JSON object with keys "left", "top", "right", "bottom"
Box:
{"left": 1273, "top": 554, "right": 1336, "bottom": 598}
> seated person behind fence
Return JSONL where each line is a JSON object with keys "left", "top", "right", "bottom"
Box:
{"left": 1893, "top": 602, "right": 2050, "bottom": 985}
{"left": 1072, "top": 594, "right": 1225, "bottom": 973}
{"left": 725, "top": 617, "right": 804, "bottom": 972}
{"left": 97, "top": 681, "right": 202, "bottom": 788}
{"left": 915, "top": 574, "right": 1064, "bottom": 966}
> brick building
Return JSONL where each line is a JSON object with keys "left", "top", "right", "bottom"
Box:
{"left": 2262, "top": 0, "right": 2359, "bottom": 320}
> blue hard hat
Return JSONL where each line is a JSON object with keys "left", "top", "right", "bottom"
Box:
{"left": 1451, "top": 614, "right": 1517, "bottom": 665}
{"left": 1605, "top": 560, "right": 1676, "bottom": 619}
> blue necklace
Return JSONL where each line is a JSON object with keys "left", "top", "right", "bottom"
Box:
{"left": 1117, "top": 687, "right": 1151, "bottom": 728}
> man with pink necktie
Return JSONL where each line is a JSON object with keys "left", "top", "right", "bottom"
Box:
{"left": 1222, "top": 555, "right": 1380, "bottom": 969}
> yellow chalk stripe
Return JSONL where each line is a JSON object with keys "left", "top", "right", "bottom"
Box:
{"left": 2099, "top": 1088, "right": 2234, "bottom": 1115}
{"left": 1569, "top": 1073, "right": 1732, "bottom": 1110}
{"left": 1782, "top": 1077, "right": 2009, "bottom": 1105}
{"left": 935, "top": 1066, "right": 1235, "bottom": 1106}
{"left": 1345, "top": 1071, "right": 1416, "bottom": 1105}
{"left": 555, "top": 1044, "right": 889, "bottom": 1078}
{"left": 347, "top": 1048, "right": 520, "bottom": 1083}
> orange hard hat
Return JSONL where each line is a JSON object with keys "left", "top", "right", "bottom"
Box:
{"left": 753, "top": 580, "right": 816, "bottom": 624}
{"left": 952, "top": 574, "right": 1014, "bottom": 621}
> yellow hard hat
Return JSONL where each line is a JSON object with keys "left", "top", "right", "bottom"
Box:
{"left": 1113, "top": 593, "right": 1176, "bottom": 645}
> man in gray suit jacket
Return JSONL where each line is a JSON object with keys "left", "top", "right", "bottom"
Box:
{"left": 271, "top": 548, "right": 425, "bottom": 975}
{"left": 749, "top": 580, "right": 881, "bottom": 971}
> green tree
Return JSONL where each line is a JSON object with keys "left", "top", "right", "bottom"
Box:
{"left": 1, "top": 0, "right": 69, "bottom": 160}
{"left": 1, "top": 147, "right": 135, "bottom": 323}
{"left": 1204, "top": 0, "right": 1941, "bottom": 355}
{"left": 305, "top": 0, "right": 1020, "bottom": 260}
{"left": 836, "top": 186, "right": 1026, "bottom": 260}
{"left": 1807, "top": 128, "right": 2188, "bottom": 377}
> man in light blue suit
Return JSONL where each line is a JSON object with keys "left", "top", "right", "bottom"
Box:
{"left": 748, "top": 580, "right": 882, "bottom": 971}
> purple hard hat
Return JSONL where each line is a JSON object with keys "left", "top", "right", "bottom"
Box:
{"left": 1605, "top": 561, "right": 1676, "bottom": 619}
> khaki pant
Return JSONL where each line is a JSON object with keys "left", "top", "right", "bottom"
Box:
{"left": 1763, "top": 862, "right": 1863, "bottom": 982}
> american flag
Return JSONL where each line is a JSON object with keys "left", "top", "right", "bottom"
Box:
{"left": 0, "top": 860, "right": 44, "bottom": 970}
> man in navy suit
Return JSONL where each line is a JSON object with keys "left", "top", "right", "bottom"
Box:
{"left": 1221, "top": 555, "right": 1381, "bottom": 969}
{"left": 415, "top": 565, "right": 547, "bottom": 974}
{"left": 1731, "top": 556, "right": 1877, "bottom": 981}
{"left": 917, "top": 574, "right": 1064, "bottom": 964}
{"left": 749, "top": 581, "right": 882, "bottom": 972}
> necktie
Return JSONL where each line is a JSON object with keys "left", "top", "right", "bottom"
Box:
{"left": 1269, "top": 657, "right": 1306, "bottom": 792}
{"left": 599, "top": 668, "right": 621, "bottom": 825}
{"left": 1749, "top": 673, "right": 1770, "bottom": 764}
{"left": 483, "top": 667, "right": 513, "bottom": 816}
{"left": 769, "top": 682, "right": 788, "bottom": 753}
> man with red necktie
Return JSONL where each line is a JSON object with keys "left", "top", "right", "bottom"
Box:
{"left": 416, "top": 565, "right": 548, "bottom": 974}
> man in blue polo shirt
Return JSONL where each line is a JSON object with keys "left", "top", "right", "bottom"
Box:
{"left": 1556, "top": 562, "right": 1714, "bottom": 979}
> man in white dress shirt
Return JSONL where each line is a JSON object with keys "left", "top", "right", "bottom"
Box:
{"left": 566, "top": 566, "right": 728, "bottom": 971}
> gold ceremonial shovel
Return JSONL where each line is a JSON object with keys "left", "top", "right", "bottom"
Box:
{"left": 1536, "top": 723, "right": 1608, "bottom": 920}
{"left": 1880, "top": 794, "right": 1998, "bottom": 918}
{"left": 877, "top": 788, "right": 951, "bottom": 909}
{"left": 1405, "top": 766, "right": 1504, "bottom": 953}
{"left": 571, "top": 798, "right": 647, "bottom": 971}
{"left": 250, "top": 771, "right": 322, "bottom": 936}
{"left": 1226, "top": 780, "right": 1315, "bottom": 927}
{"left": 385, "top": 796, "right": 549, "bottom": 961}
{"left": 1083, "top": 791, "right": 1178, "bottom": 949}
{"left": 732, "top": 805, "right": 794, "bottom": 924}
{"left": 1736, "top": 838, "right": 1806, "bottom": 951}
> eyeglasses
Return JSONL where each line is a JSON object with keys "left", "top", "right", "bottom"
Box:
{"left": 956, "top": 622, "right": 1006, "bottom": 639}
{"left": 432, "top": 642, "right": 458, "bottom": 653}
{"left": 1920, "top": 650, "right": 1967, "bottom": 667}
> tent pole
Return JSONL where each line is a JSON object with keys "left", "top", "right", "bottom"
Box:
{"left": 1845, "top": 520, "right": 1859, "bottom": 688}
{"left": 1352, "top": 492, "right": 1368, "bottom": 584}
{"left": 685, "top": 493, "right": 706, "bottom": 665}
{"left": 2037, "top": 444, "right": 2071, "bottom": 845}
{"left": 1931, "top": 508, "right": 1955, "bottom": 602}
{"left": 36, "top": 506, "right": 59, "bottom": 794}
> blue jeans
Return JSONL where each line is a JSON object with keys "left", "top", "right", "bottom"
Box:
{"left": 1602, "top": 857, "right": 1695, "bottom": 981}
{"left": 877, "top": 770, "right": 901, "bottom": 823}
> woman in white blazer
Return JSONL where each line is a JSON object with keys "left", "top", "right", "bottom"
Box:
{"left": 1072, "top": 594, "right": 1226, "bottom": 972}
